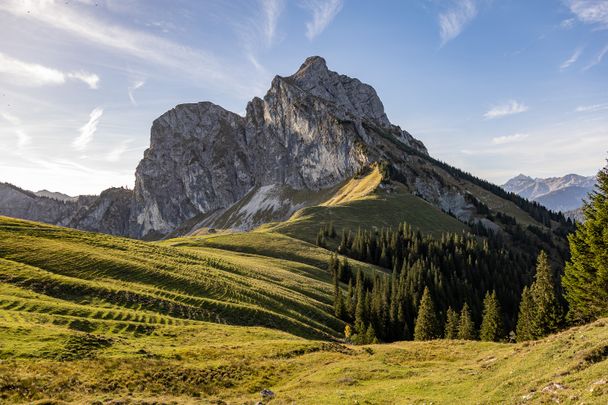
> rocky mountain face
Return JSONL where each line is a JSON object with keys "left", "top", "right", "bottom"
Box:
{"left": 128, "top": 56, "right": 428, "bottom": 238}
{"left": 503, "top": 173, "right": 596, "bottom": 212}
{"left": 2, "top": 56, "right": 558, "bottom": 240}
{"left": 0, "top": 182, "right": 132, "bottom": 236}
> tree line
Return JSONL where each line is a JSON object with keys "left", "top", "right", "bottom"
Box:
{"left": 325, "top": 222, "right": 539, "bottom": 336}
{"left": 323, "top": 159, "right": 608, "bottom": 344}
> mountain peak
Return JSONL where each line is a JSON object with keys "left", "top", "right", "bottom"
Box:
{"left": 288, "top": 55, "right": 331, "bottom": 85}
{"left": 285, "top": 56, "right": 391, "bottom": 126}
{"left": 295, "top": 55, "right": 328, "bottom": 75}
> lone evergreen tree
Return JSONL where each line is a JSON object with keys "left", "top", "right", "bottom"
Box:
{"left": 334, "top": 290, "right": 345, "bottom": 319}
{"left": 480, "top": 291, "right": 504, "bottom": 342}
{"left": 354, "top": 270, "right": 366, "bottom": 333}
{"left": 516, "top": 286, "right": 535, "bottom": 342}
{"left": 444, "top": 307, "right": 460, "bottom": 339}
{"left": 414, "top": 287, "right": 439, "bottom": 341}
{"left": 345, "top": 279, "right": 354, "bottom": 320}
{"left": 562, "top": 162, "right": 608, "bottom": 322}
{"left": 531, "top": 251, "right": 562, "bottom": 336}
{"left": 365, "top": 323, "right": 378, "bottom": 344}
{"left": 457, "top": 303, "right": 476, "bottom": 340}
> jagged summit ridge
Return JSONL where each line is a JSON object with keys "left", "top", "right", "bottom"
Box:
{"left": 285, "top": 56, "right": 390, "bottom": 126}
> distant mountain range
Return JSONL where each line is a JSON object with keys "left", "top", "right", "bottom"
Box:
{"left": 502, "top": 174, "right": 596, "bottom": 215}
{"left": 33, "top": 189, "right": 77, "bottom": 202}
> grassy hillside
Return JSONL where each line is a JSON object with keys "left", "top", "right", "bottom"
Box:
{"left": 0, "top": 216, "right": 606, "bottom": 403}
{"left": 1, "top": 301, "right": 606, "bottom": 403}
{"left": 263, "top": 186, "right": 468, "bottom": 245}
{"left": 0, "top": 216, "right": 359, "bottom": 340}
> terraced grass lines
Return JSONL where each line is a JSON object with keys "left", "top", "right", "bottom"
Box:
{"left": 0, "top": 216, "right": 349, "bottom": 339}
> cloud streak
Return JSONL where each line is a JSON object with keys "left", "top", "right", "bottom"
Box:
{"left": 128, "top": 80, "right": 145, "bottom": 105}
{"left": 439, "top": 0, "right": 478, "bottom": 45}
{"left": 1, "top": 112, "right": 32, "bottom": 150}
{"left": 73, "top": 107, "right": 103, "bottom": 151}
{"left": 575, "top": 103, "right": 608, "bottom": 112}
{"left": 492, "top": 133, "right": 529, "bottom": 145}
{"left": 484, "top": 100, "right": 529, "bottom": 119}
{"left": 583, "top": 43, "right": 608, "bottom": 70}
{"left": 0, "top": 52, "right": 99, "bottom": 88}
{"left": 16, "top": 129, "right": 32, "bottom": 149}
{"left": 302, "top": 0, "right": 344, "bottom": 40}
{"left": 0, "top": 0, "right": 256, "bottom": 96}
{"left": 261, "top": 0, "right": 284, "bottom": 46}
{"left": 106, "top": 139, "right": 132, "bottom": 162}
{"left": 560, "top": 47, "right": 583, "bottom": 70}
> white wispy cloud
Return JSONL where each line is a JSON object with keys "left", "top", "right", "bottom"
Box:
{"left": 560, "top": 47, "right": 583, "bottom": 70}
{"left": 261, "top": 0, "right": 284, "bottom": 46}
{"left": 233, "top": 0, "right": 284, "bottom": 74}
{"left": 73, "top": 107, "right": 103, "bottom": 151}
{"left": 560, "top": 18, "right": 576, "bottom": 29}
{"left": 15, "top": 129, "right": 32, "bottom": 149}
{"left": 566, "top": 0, "right": 608, "bottom": 28}
{"left": 575, "top": 103, "right": 608, "bottom": 112}
{"left": 0, "top": 0, "right": 255, "bottom": 96}
{"left": 438, "top": 0, "right": 478, "bottom": 45}
{"left": 1, "top": 112, "right": 32, "bottom": 150}
{"left": 0, "top": 111, "right": 21, "bottom": 126}
{"left": 492, "top": 133, "right": 529, "bottom": 145}
{"left": 0, "top": 52, "right": 99, "bottom": 89}
{"left": 583, "top": 43, "right": 608, "bottom": 70}
{"left": 484, "top": 100, "right": 529, "bottom": 119}
{"left": 67, "top": 71, "right": 100, "bottom": 89}
{"left": 302, "top": 0, "right": 344, "bottom": 41}
{"left": 105, "top": 139, "right": 132, "bottom": 162}
{"left": 128, "top": 80, "right": 145, "bottom": 106}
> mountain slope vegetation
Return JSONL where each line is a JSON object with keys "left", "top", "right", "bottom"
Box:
{"left": 0, "top": 216, "right": 367, "bottom": 340}
{"left": 0, "top": 216, "right": 606, "bottom": 403}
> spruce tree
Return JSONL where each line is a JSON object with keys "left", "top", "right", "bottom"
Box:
{"left": 444, "top": 307, "right": 460, "bottom": 339}
{"left": 354, "top": 270, "right": 365, "bottom": 333}
{"left": 365, "top": 323, "right": 378, "bottom": 344}
{"left": 516, "top": 286, "right": 535, "bottom": 342}
{"left": 316, "top": 229, "right": 326, "bottom": 247}
{"left": 563, "top": 162, "right": 608, "bottom": 322}
{"left": 457, "top": 303, "right": 476, "bottom": 340}
{"left": 328, "top": 220, "right": 337, "bottom": 238}
{"left": 531, "top": 251, "right": 561, "bottom": 336}
{"left": 334, "top": 291, "right": 345, "bottom": 319}
{"left": 480, "top": 291, "right": 504, "bottom": 342}
{"left": 414, "top": 287, "right": 438, "bottom": 341}
{"left": 346, "top": 279, "right": 354, "bottom": 320}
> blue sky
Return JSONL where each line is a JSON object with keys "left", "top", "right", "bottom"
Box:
{"left": 0, "top": 0, "right": 607, "bottom": 195}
